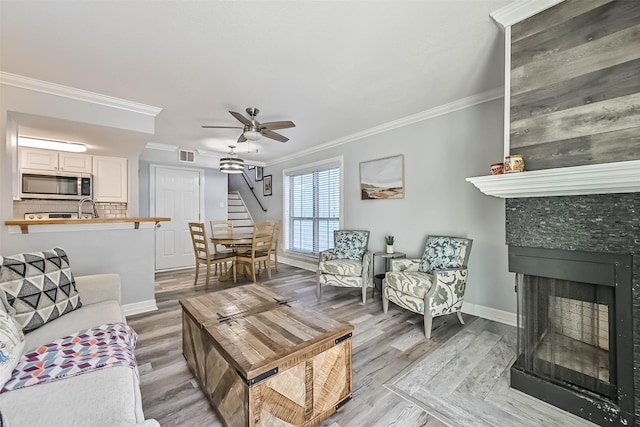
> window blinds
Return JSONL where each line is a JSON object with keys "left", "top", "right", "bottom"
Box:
{"left": 285, "top": 165, "right": 340, "bottom": 255}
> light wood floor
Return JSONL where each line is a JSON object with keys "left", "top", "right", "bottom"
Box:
{"left": 128, "top": 263, "right": 588, "bottom": 427}
{"left": 129, "top": 264, "right": 457, "bottom": 426}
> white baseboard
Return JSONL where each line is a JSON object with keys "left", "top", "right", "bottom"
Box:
{"left": 123, "top": 299, "right": 158, "bottom": 317}
{"left": 279, "top": 256, "right": 316, "bottom": 272}
{"left": 462, "top": 302, "right": 517, "bottom": 327}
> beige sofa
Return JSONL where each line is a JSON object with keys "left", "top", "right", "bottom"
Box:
{"left": 0, "top": 273, "right": 158, "bottom": 427}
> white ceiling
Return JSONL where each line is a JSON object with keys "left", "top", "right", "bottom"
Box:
{"left": 0, "top": 0, "right": 510, "bottom": 163}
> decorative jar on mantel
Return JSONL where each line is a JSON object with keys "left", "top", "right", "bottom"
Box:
{"left": 504, "top": 155, "right": 525, "bottom": 173}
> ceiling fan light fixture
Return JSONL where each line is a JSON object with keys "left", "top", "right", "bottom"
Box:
{"left": 220, "top": 157, "right": 244, "bottom": 174}
{"left": 243, "top": 128, "right": 261, "bottom": 141}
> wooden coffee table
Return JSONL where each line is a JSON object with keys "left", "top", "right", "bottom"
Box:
{"left": 180, "top": 284, "right": 354, "bottom": 427}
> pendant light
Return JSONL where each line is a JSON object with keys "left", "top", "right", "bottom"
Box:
{"left": 219, "top": 145, "right": 244, "bottom": 174}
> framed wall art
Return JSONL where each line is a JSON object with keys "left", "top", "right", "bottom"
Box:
{"left": 256, "top": 166, "right": 264, "bottom": 181}
{"left": 263, "top": 175, "right": 272, "bottom": 196}
{"left": 359, "top": 154, "right": 405, "bottom": 200}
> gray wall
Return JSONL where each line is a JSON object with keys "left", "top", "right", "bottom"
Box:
{"left": 231, "top": 98, "right": 516, "bottom": 313}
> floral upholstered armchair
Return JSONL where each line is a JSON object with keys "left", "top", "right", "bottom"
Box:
{"left": 382, "top": 236, "right": 472, "bottom": 338}
{"left": 316, "top": 230, "right": 373, "bottom": 303}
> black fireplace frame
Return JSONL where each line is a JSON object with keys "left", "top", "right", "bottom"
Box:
{"left": 508, "top": 246, "right": 634, "bottom": 426}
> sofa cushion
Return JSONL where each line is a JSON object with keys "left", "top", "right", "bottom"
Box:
{"left": 0, "top": 248, "right": 81, "bottom": 332}
{"left": 332, "top": 231, "right": 368, "bottom": 260}
{"left": 384, "top": 271, "right": 433, "bottom": 299}
{"left": 24, "top": 300, "right": 124, "bottom": 352}
{"left": 318, "top": 259, "right": 363, "bottom": 277}
{"left": 0, "top": 366, "right": 142, "bottom": 427}
{"left": 0, "top": 309, "right": 25, "bottom": 388}
{"left": 419, "top": 237, "right": 468, "bottom": 273}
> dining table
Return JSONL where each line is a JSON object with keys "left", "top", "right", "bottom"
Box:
{"left": 210, "top": 231, "right": 256, "bottom": 282}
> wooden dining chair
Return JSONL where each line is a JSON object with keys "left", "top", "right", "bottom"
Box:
{"left": 235, "top": 221, "right": 275, "bottom": 283}
{"left": 189, "top": 222, "right": 236, "bottom": 286}
{"left": 264, "top": 219, "right": 281, "bottom": 272}
{"left": 210, "top": 220, "right": 234, "bottom": 274}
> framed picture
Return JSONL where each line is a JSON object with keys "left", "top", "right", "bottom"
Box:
{"left": 263, "top": 175, "right": 272, "bottom": 196}
{"left": 256, "top": 166, "right": 264, "bottom": 181}
{"left": 359, "top": 154, "right": 405, "bottom": 200}
{"left": 247, "top": 165, "right": 255, "bottom": 170}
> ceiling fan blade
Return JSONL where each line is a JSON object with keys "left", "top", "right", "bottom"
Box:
{"left": 262, "top": 129, "right": 289, "bottom": 143}
{"left": 260, "top": 121, "right": 296, "bottom": 131}
{"left": 229, "top": 111, "right": 252, "bottom": 126}
{"left": 237, "top": 134, "right": 247, "bottom": 143}
{"left": 201, "top": 125, "right": 243, "bottom": 129}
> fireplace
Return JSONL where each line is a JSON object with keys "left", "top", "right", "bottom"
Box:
{"left": 509, "top": 246, "right": 634, "bottom": 425}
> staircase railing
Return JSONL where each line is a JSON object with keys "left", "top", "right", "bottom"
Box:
{"left": 241, "top": 171, "right": 267, "bottom": 212}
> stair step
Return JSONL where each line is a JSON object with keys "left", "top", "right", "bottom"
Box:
{"left": 227, "top": 199, "right": 243, "bottom": 205}
{"left": 227, "top": 193, "right": 241, "bottom": 200}
{"left": 229, "top": 212, "right": 251, "bottom": 220}
{"left": 231, "top": 219, "right": 253, "bottom": 227}
{"left": 228, "top": 205, "right": 247, "bottom": 213}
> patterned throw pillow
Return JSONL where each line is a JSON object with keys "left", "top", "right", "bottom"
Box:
{"left": 0, "top": 307, "right": 25, "bottom": 388}
{"left": 332, "top": 231, "right": 369, "bottom": 261}
{"left": 419, "top": 237, "right": 468, "bottom": 273}
{"left": 0, "top": 248, "right": 82, "bottom": 333}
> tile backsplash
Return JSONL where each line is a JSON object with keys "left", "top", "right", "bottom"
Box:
{"left": 14, "top": 200, "right": 128, "bottom": 219}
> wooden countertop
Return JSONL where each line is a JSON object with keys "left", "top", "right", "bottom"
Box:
{"left": 5, "top": 217, "right": 171, "bottom": 234}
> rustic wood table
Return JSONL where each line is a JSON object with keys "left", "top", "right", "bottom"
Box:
{"left": 210, "top": 232, "right": 255, "bottom": 281}
{"left": 180, "top": 284, "right": 354, "bottom": 427}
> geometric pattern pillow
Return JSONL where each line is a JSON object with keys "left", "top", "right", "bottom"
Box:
{"left": 419, "top": 236, "right": 468, "bottom": 273}
{"left": 0, "top": 248, "right": 82, "bottom": 333}
{"left": 332, "top": 230, "right": 369, "bottom": 261}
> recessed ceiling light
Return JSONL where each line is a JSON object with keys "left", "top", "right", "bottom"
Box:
{"left": 18, "top": 136, "right": 87, "bottom": 153}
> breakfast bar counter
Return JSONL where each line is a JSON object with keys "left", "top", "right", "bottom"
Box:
{"left": 5, "top": 217, "right": 170, "bottom": 234}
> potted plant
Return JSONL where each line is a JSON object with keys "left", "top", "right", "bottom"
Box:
{"left": 385, "top": 235, "right": 395, "bottom": 254}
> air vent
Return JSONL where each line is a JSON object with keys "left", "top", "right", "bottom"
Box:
{"left": 179, "top": 149, "right": 195, "bottom": 163}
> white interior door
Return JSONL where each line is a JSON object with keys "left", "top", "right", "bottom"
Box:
{"left": 153, "top": 166, "right": 202, "bottom": 270}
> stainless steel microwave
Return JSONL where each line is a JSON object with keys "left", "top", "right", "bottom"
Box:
{"left": 20, "top": 169, "right": 92, "bottom": 200}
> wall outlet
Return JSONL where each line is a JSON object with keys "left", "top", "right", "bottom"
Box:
{"left": 219, "top": 201, "right": 225, "bottom": 208}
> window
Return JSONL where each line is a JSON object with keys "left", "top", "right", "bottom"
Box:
{"left": 284, "top": 158, "right": 342, "bottom": 256}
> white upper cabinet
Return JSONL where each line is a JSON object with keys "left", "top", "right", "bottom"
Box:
{"left": 59, "top": 152, "right": 93, "bottom": 173}
{"left": 92, "top": 155, "right": 128, "bottom": 203}
{"left": 19, "top": 147, "right": 92, "bottom": 173}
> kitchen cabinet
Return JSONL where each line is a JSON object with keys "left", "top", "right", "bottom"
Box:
{"left": 92, "top": 155, "right": 128, "bottom": 202}
{"left": 19, "top": 147, "right": 92, "bottom": 173}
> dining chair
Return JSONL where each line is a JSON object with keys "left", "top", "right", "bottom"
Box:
{"left": 210, "top": 220, "right": 234, "bottom": 274}
{"left": 189, "top": 222, "right": 236, "bottom": 286}
{"left": 235, "top": 221, "right": 275, "bottom": 283}
{"left": 264, "top": 219, "right": 282, "bottom": 272}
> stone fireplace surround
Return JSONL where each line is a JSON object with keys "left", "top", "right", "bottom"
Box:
{"left": 505, "top": 193, "right": 639, "bottom": 425}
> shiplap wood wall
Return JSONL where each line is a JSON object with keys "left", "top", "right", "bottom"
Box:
{"left": 509, "top": 0, "right": 640, "bottom": 171}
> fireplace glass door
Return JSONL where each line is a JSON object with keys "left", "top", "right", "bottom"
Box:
{"left": 515, "top": 274, "right": 616, "bottom": 402}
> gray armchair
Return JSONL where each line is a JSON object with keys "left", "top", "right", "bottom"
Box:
{"left": 316, "top": 230, "right": 373, "bottom": 303}
{"left": 382, "top": 235, "right": 472, "bottom": 338}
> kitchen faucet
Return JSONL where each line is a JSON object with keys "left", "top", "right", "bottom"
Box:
{"left": 78, "top": 197, "right": 99, "bottom": 218}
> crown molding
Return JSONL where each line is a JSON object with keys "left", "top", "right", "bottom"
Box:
{"left": 490, "top": 0, "right": 565, "bottom": 29}
{"left": 0, "top": 72, "right": 162, "bottom": 117}
{"left": 269, "top": 87, "right": 503, "bottom": 167}
{"left": 466, "top": 160, "right": 640, "bottom": 198}
{"left": 146, "top": 142, "right": 178, "bottom": 151}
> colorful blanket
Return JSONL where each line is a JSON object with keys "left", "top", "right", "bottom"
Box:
{"left": 1, "top": 322, "right": 137, "bottom": 392}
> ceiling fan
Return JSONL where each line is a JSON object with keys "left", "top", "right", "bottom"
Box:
{"left": 202, "top": 107, "right": 295, "bottom": 143}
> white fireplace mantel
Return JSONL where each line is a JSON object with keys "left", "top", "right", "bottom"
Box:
{"left": 466, "top": 160, "right": 640, "bottom": 198}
